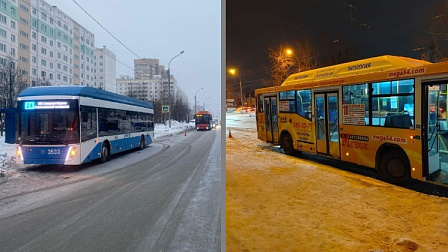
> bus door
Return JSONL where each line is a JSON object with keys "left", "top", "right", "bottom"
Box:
{"left": 422, "top": 82, "right": 446, "bottom": 179}
{"left": 314, "top": 92, "right": 340, "bottom": 158}
{"left": 264, "top": 96, "right": 278, "bottom": 143}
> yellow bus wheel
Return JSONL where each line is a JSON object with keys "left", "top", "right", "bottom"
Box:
{"left": 281, "top": 133, "right": 294, "bottom": 156}
{"left": 379, "top": 149, "right": 411, "bottom": 185}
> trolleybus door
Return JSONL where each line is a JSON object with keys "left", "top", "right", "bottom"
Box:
{"left": 264, "top": 96, "right": 278, "bottom": 143}
{"left": 315, "top": 92, "right": 340, "bottom": 158}
{"left": 423, "top": 84, "right": 442, "bottom": 177}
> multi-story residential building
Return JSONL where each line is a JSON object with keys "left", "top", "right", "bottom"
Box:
{"left": 94, "top": 46, "right": 116, "bottom": 92}
{"left": 0, "top": 0, "right": 18, "bottom": 64}
{"left": 0, "top": 0, "right": 108, "bottom": 88}
{"left": 116, "top": 73, "right": 187, "bottom": 105}
{"left": 134, "top": 58, "right": 167, "bottom": 80}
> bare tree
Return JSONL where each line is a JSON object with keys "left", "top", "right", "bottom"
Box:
{"left": 417, "top": 2, "right": 448, "bottom": 62}
{"left": 0, "top": 57, "right": 27, "bottom": 108}
{"left": 268, "top": 40, "right": 318, "bottom": 86}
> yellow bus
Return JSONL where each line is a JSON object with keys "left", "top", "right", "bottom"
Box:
{"left": 255, "top": 55, "right": 448, "bottom": 185}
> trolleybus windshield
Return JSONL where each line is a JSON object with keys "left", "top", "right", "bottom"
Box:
{"left": 17, "top": 100, "right": 80, "bottom": 145}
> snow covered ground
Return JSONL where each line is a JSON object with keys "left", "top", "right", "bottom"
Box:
{"left": 226, "top": 112, "right": 448, "bottom": 251}
{"left": 0, "top": 121, "right": 194, "bottom": 198}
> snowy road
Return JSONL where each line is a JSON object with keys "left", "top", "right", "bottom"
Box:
{"left": 226, "top": 112, "right": 448, "bottom": 251}
{"left": 0, "top": 127, "right": 221, "bottom": 251}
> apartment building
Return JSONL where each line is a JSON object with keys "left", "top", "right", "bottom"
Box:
{"left": 0, "top": 0, "right": 18, "bottom": 64}
{"left": 134, "top": 58, "right": 167, "bottom": 79}
{"left": 116, "top": 73, "right": 187, "bottom": 104}
{"left": 94, "top": 46, "right": 116, "bottom": 92}
{"left": 0, "top": 0, "right": 113, "bottom": 89}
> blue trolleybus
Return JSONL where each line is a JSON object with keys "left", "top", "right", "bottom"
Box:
{"left": 16, "top": 86, "right": 154, "bottom": 165}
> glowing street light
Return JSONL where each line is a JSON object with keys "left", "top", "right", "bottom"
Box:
{"left": 285, "top": 48, "right": 293, "bottom": 55}
{"left": 228, "top": 68, "right": 243, "bottom": 107}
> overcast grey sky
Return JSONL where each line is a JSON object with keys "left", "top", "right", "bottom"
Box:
{"left": 47, "top": 0, "right": 221, "bottom": 118}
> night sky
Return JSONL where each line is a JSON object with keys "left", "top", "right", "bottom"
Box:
{"left": 226, "top": 0, "right": 448, "bottom": 96}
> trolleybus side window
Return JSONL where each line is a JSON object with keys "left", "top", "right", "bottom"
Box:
{"left": 372, "top": 79, "right": 414, "bottom": 128}
{"left": 81, "top": 106, "right": 97, "bottom": 142}
{"left": 296, "top": 89, "right": 311, "bottom": 120}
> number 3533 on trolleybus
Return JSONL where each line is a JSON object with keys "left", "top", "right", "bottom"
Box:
{"left": 255, "top": 55, "right": 448, "bottom": 185}
{"left": 15, "top": 86, "right": 154, "bottom": 165}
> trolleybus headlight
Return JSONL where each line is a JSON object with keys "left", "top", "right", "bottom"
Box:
{"left": 65, "top": 146, "right": 78, "bottom": 162}
{"left": 16, "top": 147, "right": 23, "bottom": 161}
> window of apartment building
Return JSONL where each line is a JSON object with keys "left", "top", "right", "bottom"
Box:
{"left": 63, "top": 65, "right": 67, "bottom": 72}
{"left": 86, "top": 66, "right": 89, "bottom": 71}
{"left": 40, "top": 24, "right": 46, "bottom": 32}
{"left": 41, "top": 13, "right": 46, "bottom": 21}
{"left": 50, "top": 51, "right": 53, "bottom": 58}
{"left": 50, "top": 18, "right": 53, "bottom": 24}
{"left": 32, "top": 31, "right": 36, "bottom": 39}
{"left": 20, "top": 4, "right": 28, "bottom": 12}
{"left": 31, "top": 19, "right": 36, "bottom": 28}
{"left": 32, "top": 8, "right": 36, "bottom": 15}
{"left": 11, "top": 20, "right": 15, "bottom": 29}
{"left": 32, "top": 44, "right": 36, "bottom": 51}
{"left": 19, "top": 56, "right": 28, "bottom": 62}
{"left": 57, "top": 74, "right": 60, "bottom": 80}
{"left": 10, "top": 48, "right": 15, "bottom": 56}
{"left": 41, "top": 59, "right": 46, "bottom": 66}
{"left": 57, "top": 63, "right": 61, "bottom": 69}
{"left": 32, "top": 68, "right": 36, "bottom": 75}
{"left": 19, "top": 43, "right": 28, "bottom": 50}
{"left": 57, "top": 41, "right": 61, "bottom": 48}
{"left": 1, "top": 1, "right": 5, "bottom": 10}
{"left": 32, "top": 56, "right": 36, "bottom": 63}
{"left": 50, "top": 29, "right": 53, "bottom": 36}
{"left": 50, "top": 62, "right": 53, "bottom": 69}
{"left": 19, "top": 30, "right": 28, "bottom": 38}
{"left": 0, "top": 13, "right": 6, "bottom": 24}
{"left": 0, "top": 28, "right": 6, "bottom": 38}
{"left": 41, "top": 35, "right": 47, "bottom": 43}
{"left": 41, "top": 71, "right": 46, "bottom": 78}
{"left": 63, "top": 76, "right": 67, "bottom": 82}
{"left": 10, "top": 7, "right": 15, "bottom": 16}
{"left": 41, "top": 47, "right": 46, "bottom": 55}
{"left": 63, "top": 45, "right": 67, "bottom": 51}
{"left": 63, "top": 55, "right": 68, "bottom": 62}
{"left": 20, "top": 17, "right": 28, "bottom": 25}
{"left": 50, "top": 73, "right": 53, "bottom": 80}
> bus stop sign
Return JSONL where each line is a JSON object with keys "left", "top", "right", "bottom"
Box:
{"left": 162, "top": 105, "right": 169, "bottom": 113}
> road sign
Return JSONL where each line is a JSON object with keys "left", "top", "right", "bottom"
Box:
{"left": 162, "top": 105, "right": 169, "bottom": 113}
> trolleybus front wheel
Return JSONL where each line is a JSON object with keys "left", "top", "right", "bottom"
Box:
{"left": 100, "top": 143, "right": 110, "bottom": 163}
{"left": 379, "top": 149, "right": 411, "bottom": 185}
{"left": 139, "top": 136, "right": 146, "bottom": 150}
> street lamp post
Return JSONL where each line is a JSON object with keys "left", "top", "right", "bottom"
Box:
{"left": 228, "top": 68, "right": 243, "bottom": 107}
{"left": 194, "top": 88, "right": 204, "bottom": 115}
{"left": 168, "top": 50, "right": 185, "bottom": 128}
{"left": 203, "top": 96, "right": 210, "bottom": 111}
